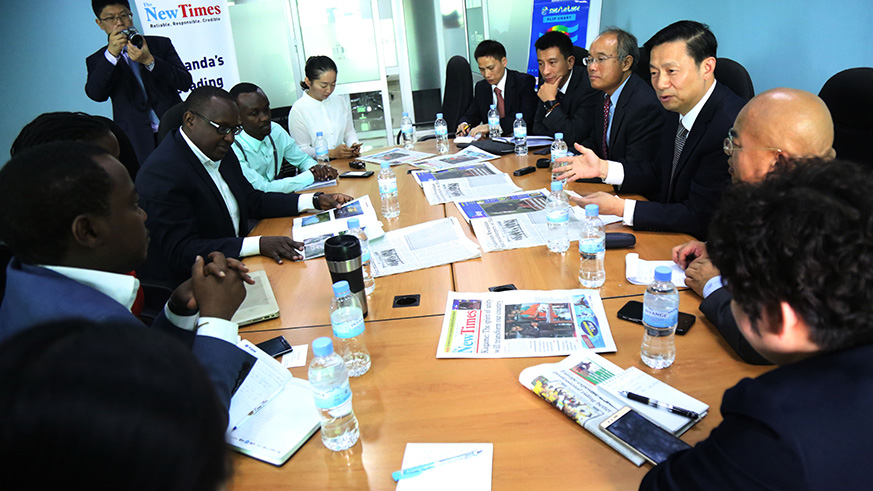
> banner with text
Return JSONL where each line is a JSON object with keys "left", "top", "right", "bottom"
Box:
{"left": 526, "top": 0, "right": 594, "bottom": 79}
{"left": 134, "top": 0, "right": 239, "bottom": 97}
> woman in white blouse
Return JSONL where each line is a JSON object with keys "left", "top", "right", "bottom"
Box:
{"left": 288, "top": 56, "right": 361, "bottom": 159}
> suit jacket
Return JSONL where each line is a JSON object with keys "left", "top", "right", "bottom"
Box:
{"left": 85, "top": 35, "right": 193, "bottom": 163}
{"left": 0, "top": 259, "right": 254, "bottom": 411}
{"left": 532, "top": 66, "right": 600, "bottom": 147}
{"left": 641, "top": 343, "right": 873, "bottom": 489}
{"left": 700, "top": 287, "right": 772, "bottom": 365}
{"left": 135, "top": 130, "right": 300, "bottom": 286}
{"left": 621, "top": 82, "right": 745, "bottom": 239}
{"left": 458, "top": 69, "right": 538, "bottom": 135}
{"left": 581, "top": 73, "right": 664, "bottom": 165}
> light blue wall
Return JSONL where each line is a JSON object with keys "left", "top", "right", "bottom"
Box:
{"left": 599, "top": 0, "right": 873, "bottom": 95}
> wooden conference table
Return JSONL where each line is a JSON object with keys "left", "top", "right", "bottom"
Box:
{"left": 231, "top": 140, "right": 772, "bottom": 490}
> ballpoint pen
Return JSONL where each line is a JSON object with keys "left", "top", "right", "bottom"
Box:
{"left": 392, "top": 449, "right": 483, "bottom": 481}
{"left": 620, "top": 391, "right": 700, "bottom": 420}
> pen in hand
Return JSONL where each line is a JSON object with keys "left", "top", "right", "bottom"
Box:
{"left": 620, "top": 391, "right": 700, "bottom": 420}
{"left": 392, "top": 449, "right": 483, "bottom": 481}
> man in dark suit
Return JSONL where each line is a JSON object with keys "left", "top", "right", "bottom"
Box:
{"left": 455, "top": 40, "right": 537, "bottom": 138}
{"left": 642, "top": 158, "right": 873, "bottom": 489}
{"left": 86, "top": 1, "right": 193, "bottom": 163}
{"left": 0, "top": 141, "right": 254, "bottom": 411}
{"left": 554, "top": 21, "right": 745, "bottom": 239}
{"left": 580, "top": 28, "right": 663, "bottom": 166}
{"left": 671, "top": 88, "right": 836, "bottom": 365}
{"left": 531, "top": 31, "right": 600, "bottom": 147}
{"left": 135, "top": 86, "right": 352, "bottom": 286}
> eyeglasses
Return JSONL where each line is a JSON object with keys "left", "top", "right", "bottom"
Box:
{"left": 192, "top": 112, "right": 243, "bottom": 136}
{"left": 99, "top": 12, "right": 132, "bottom": 23}
{"left": 582, "top": 55, "right": 622, "bottom": 66}
{"left": 723, "top": 129, "right": 782, "bottom": 156}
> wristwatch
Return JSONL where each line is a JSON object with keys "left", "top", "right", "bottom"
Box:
{"left": 543, "top": 99, "right": 559, "bottom": 111}
{"left": 313, "top": 192, "right": 324, "bottom": 210}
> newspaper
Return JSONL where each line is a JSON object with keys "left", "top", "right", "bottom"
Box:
{"left": 359, "top": 147, "right": 434, "bottom": 166}
{"left": 436, "top": 289, "right": 616, "bottom": 359}
{"left": 455, "top": 189, "right": 549, "bottom": 221}
{"left": 410, "top": 146, "right": 499, "bottom": 172}
{"left": 412, "top": 161, "right": 501, "bottom": 186}
{"left": 369, "top": 216, "right": 480, "bottom": 277}
{"left": 291, "top": 196, "right": 385, "bottom": 260}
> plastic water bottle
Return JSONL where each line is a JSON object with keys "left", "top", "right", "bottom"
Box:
{"left": 546, "top": 181, "right": 570, "bottom": 253}
{"left": 346, "top": 218, "right": 375, "bottom": 295}
{"left": 641, "top": 266, "right": 679, "bottom": 369}
{"left": 551, "top": 132, "right": 568, "bottom": 185}
{"left": 578, "top": 204, "right": 605, "bottom": 288}
{"left": 401, "top": 111, "right": 414, "bottom": 150}
{"left": 378, "top": 162, "right": 400, "bottom": 219}
{"left": 329, "top": 281, "right": 371, "bottom": 377}
{"left": 488, "top": 104, "right": 501, "bottom": 137}
{"left": 315, "top": 131, "right": 329, "bottom": 164}
{"left": 513, "top": 113, "right": 528, "bottom": 156}
{"left": 434, "top": 112, "right": 449, "bottom": 154}
{"left": 308, "top": 337, "right": 360, "bottom": 451}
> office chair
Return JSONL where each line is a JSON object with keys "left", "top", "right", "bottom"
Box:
{"left": 398, "top": 55, "right": 473, "bottom": 143}
{"left": 92, "top": 115, "right": 140, "bottom": 180}
{"left": 0, "top": 243, "right": 11, "bottom": 307}
{"left": 819, "top": 67, "right": 873, "bottom": 165}
{"left": 714, "top": 57, "right": 754, "bottom": 101}
{"left": 635, "top": 45, "right": 651, "bottom": 85}
{"left": 157, "top": 102, "right": 187, "bottom": 142}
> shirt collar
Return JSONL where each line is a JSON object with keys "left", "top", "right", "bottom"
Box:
{"left": 679, "top": 80, "right": 717, "bottom": 132}
{"left": 40, "top": 265, "right": 139, "bottom": 311}
{"left": 236, "top": 123, "right": 273, "bottom": 153}
{"left": 180, "top": 128, "right": 218, "bottom": 169}
{"left": 609, "top": 74, "right": 631, "bottom": 107}
{"left": 559, "top": 68, "right": 573, "bottom": 94}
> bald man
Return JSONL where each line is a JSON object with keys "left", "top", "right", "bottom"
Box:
{"left": 672, "top": 88, "right": 835, "bottom": 364}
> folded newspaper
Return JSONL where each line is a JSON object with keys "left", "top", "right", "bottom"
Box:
{"left": 291, "top": 196, "right": 384, "bottom": 260}
{"left": 410, "top": 146, "right": 499, "bottom": 172}
{"left": 436, "top": 289, "right": 616, "bottom": 358}
{"left": 369, "top": 216, "right": 480, "bottom": 277}
{"left": 518, "top": 351, "right": 707, "bottom": 466}
{"left": 359, "top": 147, "right": 434, "bottom": 166}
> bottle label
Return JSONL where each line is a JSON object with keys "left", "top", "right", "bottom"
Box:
{"left": 551, "top": 149, "right": 567, "bottom": 162}
{"left": 312, "top": 380, "right": 352, "bottom": 409}
{"left": 514, "top": 127, "right": 527, "bottom": 139}
{"left": 435, "top": 126, "right": 448, "bottom": 137}
{"left": 402, "top": 123, "right": 412, "bottom": 134}
{"left": 379, "top": 180, "right": 397, "bottom": 194}
{"left": 643, "top": 305, "right": 678, "bottom": 329}
{"left": 489, "top": 115, "right": 500, "bottom": 126}
{"left": 332, "top": 314, "right": 365, "bottom": 339}
{"left": 360, "top": 243, "right": 371, "bottom": 263}
{"left": 547, "top": 208, "right": 569, "bottom": 224}
{"left": 579, "top": 238, "right": 605, "bottom": 254}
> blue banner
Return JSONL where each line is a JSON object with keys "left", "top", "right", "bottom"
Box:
{"left": 526, "top": 0, "right": 591, "bottom": 78}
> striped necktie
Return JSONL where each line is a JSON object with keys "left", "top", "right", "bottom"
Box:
{"left": 668, "top": 124, "right": 689, "bottom": 198}
{"left": 602, "top": 94, "right": 611, "bottom": 158}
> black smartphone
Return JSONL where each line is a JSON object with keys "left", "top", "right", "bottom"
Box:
{"left": 256, "top": 335, "right": 293, "bottom": 358}
{"left": 600, "top": 407, "right": 692, "bottom": 465}
{"left": 513, "top": 166, "right": 536, "bottom": 176}
{"left": 616, "top": 300, "right": 696, "bottom": 335}
{"left": 340, "top": 170, "right": 374, "bottom": 178}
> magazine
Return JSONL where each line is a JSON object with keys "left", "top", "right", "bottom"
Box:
{"left": 410, "top": 146, "right": 500, "bottom": 172}
{"left": 290, "top": 196, "right": 385, "bottom": 260}
{"left": 412, "top": 162, "right": 501, "bottom": 186}
{"left": 369, "top": 217, "right": 481, "bottom": 277}
{"left": 455, "top": 189, "right": 549, "bottom": 221}
{"left": 436, "top": 289, "right": 616, "bottom": 359}
{"left": 358, "top": 147, "right": 434, "bottom": 166}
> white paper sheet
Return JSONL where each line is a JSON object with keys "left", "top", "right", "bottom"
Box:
{"left": 395, "top": 443, "right": 493, "bottom": 491}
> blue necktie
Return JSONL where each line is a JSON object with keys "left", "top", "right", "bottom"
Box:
{"left": 125, "top": 50, "right": 160, "bottom": 128}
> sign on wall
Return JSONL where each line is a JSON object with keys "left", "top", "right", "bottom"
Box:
{"left": 526, "top": 0, "right": 599, "bottom": 78}
{"left": 133, "top": 1, "right": 240, "bottom": 97}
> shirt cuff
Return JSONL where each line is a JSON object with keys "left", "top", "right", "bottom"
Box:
{"left": 604, "top": 160, "right": 624, "bottom": 185}
{"left": 702, "top": 275, "right": 725, "bottom": 298}
{"left": 196, "top": 317, "right": 240, "bottom": 345}
{"left": 163, "top": 303, "right": 199, "bottom": 331}
{"left": 104, "top": 49, "right": 120, "bottom": 65}
{"left": 299, "top": 192, "right": 316, "bottom": 211}
{"left": 241, "top": 236, "right": 261, "bottom": 257}
{"left": 622, "top": 199, "right": 637, "bottom": 226}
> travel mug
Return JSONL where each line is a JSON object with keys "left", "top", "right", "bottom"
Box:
{"left": 323, "top": 235, "right": 369, "bottom": 317}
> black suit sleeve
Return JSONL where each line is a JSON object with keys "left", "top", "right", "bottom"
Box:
{"left": 85, "top": 49, "right": 120, "bottom": 103}
{"left": 531, "top": 71, "right": 599, "bottom": 147}
{"left": 499, "top": 73, "right": 538, "bottom": 134}
{"left": 620, "top": 100, "right": 664, "bottom": 166}
{"left": 700, "top": 287, "right": 772, "bottom": 365}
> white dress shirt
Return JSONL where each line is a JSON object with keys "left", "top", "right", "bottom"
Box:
{"left": 287, "top": 92, "right": 359, "bottom": 158}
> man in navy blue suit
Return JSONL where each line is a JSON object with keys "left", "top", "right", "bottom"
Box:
{"left": 86, "top": 0, "right": 193, "bottom": 163}
{"left": 642, "top": 158, "right": 873, "bottom": 489}
{"left": 0, "top": 141, "right": 253, "bottom": 411}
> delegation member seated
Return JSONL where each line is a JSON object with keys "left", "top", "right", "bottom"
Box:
{"left": 0, "top": 141, "right": 255, "bottom": 410}
{"left": 0, "top": 322, "right": 230, "bottom": 490}
{"left": 135, "top": 86, "right": 352, "bottom": 286}
{"left": 288, "top": 55, "right": 362, "bottom": 160}
{"left": 642, "top": 158, "right": 873, "bottom": 490}
{"left": 531, "top": 31, "right": 600, "bottom": 147}
{"left": 230, "top": 82, "right": 338, "bottom": 193}
{"left": 554, "top": 21, "right": 745, "bottom": 239}
{"left": 455, "top": 40, "right": 538, "bottom": 138}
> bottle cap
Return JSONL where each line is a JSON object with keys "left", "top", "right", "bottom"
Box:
{"left": 585, "top": 204, "right": 599, "bottom": 217}
{"left": 551, "top": 181, "right": 563, "bottom": 192}
{"left": 516, "top": 113, "right": 523, "bottom": 119}
{"left": 402, "top": 111, "right": 409, "bottom": 117}
{"left": 436, "top": 112, "right": 444, "bottom": 119}
{"left": 654, "top": 266, "right": 672, "bottom": 282}
{"left": 555, "top": 132, "right": 563, "bottom": 140}
{"left": 312, "top": 337, "right": 334, "bottom": 357}
{"left": 381, "top": 161, "right": 390, "bottom": 169}
{"left": 332, "top": 280, "right": 351, "bottom": 296}
{"left": 347, "top": 218, "right": 360, "bottom": 229}
{"left": 316, "top": 131, "right": 323, "bottom": 137}
{"left": 490, "top": 104, "right": 496, "bottom": 109}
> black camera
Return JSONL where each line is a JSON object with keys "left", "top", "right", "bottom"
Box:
{"left": 120, "top": 26, "right": 144, "bottom": 49}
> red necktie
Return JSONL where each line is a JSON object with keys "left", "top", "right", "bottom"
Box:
{"left": 494, "top": 87, "right": 505, "bottom": 118}
{"left": 602, "top": 95, "right": 611, "bottom": 159}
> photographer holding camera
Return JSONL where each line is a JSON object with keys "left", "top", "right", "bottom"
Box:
{"left": 86, "top": 1, "right": 192, "bottom": 163}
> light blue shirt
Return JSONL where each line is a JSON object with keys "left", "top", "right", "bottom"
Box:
{"left": 605, "top": 75, "right": 631, "bottom": 147}
{"left": 233, "top": 122, "right": 318, "bottom": 193}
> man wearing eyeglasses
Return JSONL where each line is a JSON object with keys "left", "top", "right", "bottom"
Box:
{"left": 135, "top": 86, "right": 353, "bottom": 287}
{"left": 670, "top": 88, "right": 835, "bottom": 365}
{"left": 579, "top": 28, "right": 663, "bottom": 168}
{"left": 86, "top": 1, "right": 192, "bottom": 163}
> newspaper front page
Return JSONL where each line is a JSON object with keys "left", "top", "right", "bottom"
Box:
{"left": 410, "top": 146, "right": 499, "bottom": 172}
{"left": 359, "top": 147, "right": 434, "bottom": 166}
{"left": 436, "top": 290, "right": 616, "bottom": 359}
{"left": 369, "top": 217, "right": 480, "bottom": 277}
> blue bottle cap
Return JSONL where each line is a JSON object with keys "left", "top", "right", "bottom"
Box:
{"left": 585, "top": 204, "right": 599, "bottom": 216}
{"left": 551, "top": 181, "right": 563, "bottom": 192}
{"left": 332, "top": 280, "right": 351, "bottom": 296}
{"left": 654, "top": 266, "right": 672, "bottom": 282}
{"left": 490, "top": 104, "right": 496, "bottom": 109}
{"left": 312, "top": 337, "right": 334, "bottom": 357}
{"left": 516, "top": 113, "right": 523, "bottom": 119}
{"left": 381, "top": 161, "right": 390, "bottom": 169}
{"left": 555, "top": 132, "right": 563, "bottom": 140}
{"left": 347, "top": 218, "right": 360, "bottom": 229}
{"left": 402, "top": 111, "right": 409, "bottom": 117}
{"left": 436, "top": 112, "right": 444, "bottom": 119}
{"left": 316, "top": 131, "right": 323, "bottom": 137}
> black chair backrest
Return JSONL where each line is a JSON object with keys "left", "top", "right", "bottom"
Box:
{"left": 819, "top": 67, "right": 873, "bottom": 165}
{"left": 714, "top": 57, "right": 754, "bottom": 101}
{"left": 441, "top": 55, "right": 474, "bottom": 131}
{"left": 0, "top": 243, "right": 12, "bottom": 308}
{"left": 157, "top": 102, "right": 187, "bottom": 143}
{"left": 92, "top": 115, "right": 140, "bottom": 181}
{"left": 635, "top": 45, "right": 651, "bottom": 85}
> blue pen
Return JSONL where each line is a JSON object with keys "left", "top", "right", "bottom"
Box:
{"left": 392, "top": 449, "right": 483, "bottom": 481}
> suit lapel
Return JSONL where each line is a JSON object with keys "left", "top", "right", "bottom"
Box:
{"left": 175, "top": 132, "right": 237, "bottom": 235}
{"left": 609, "top": 75, "right": 636, "bottom": 145}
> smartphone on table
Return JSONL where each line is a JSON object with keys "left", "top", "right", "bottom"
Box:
{"left": 600, "top": 406, "right": 692, "bottom": 465}
{"left": 616, "top": 300, "right": 696, "bottom": 335}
